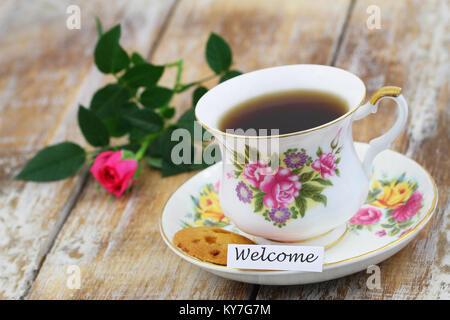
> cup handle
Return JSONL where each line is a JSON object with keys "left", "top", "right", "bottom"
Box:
{"left": 352, "top": 86, "right": 408, "bottom": 178}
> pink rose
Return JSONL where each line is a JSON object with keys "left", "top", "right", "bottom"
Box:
{"left": 90, "top": 151, "right": 138, "bottom": 198}
{"left": 311, "top": 152, "right": 338, "bottom": 179}
{"left": 391, "top": 191, "right": 423, "bottom": 222}
{"left": 260, "top": 168, "right": 301, "bottom": 208}
{"left": 350, "top": 206, "right": 383, "bottom": 225}
{"left": 242, "top": 160, "right": 273, "bottom": 188}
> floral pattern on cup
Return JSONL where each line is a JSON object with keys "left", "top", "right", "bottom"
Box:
{"left": 349, "top": 172, "right": 423, "bottom": 237}
{"left": 230, "top": 130, "right": 343, "bottom": 227}
{"left": 180, "top": 169, "right": 424, "bottom": 240}
{"left": 180, "top": 183, "right": 231, "bottom": 229}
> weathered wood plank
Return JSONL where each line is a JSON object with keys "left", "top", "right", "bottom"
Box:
{"left": 257, "top": 0, "right": 449, "bottom": 299}
{"left": 0, "top": 0, "right": 175, "bottom": 299}
{"left": 26, "top": 0, "right": 352, "bottom": 299}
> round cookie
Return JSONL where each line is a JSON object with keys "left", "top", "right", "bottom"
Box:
{"left": 173, "top": 226, "right": 255, "bottom": 265}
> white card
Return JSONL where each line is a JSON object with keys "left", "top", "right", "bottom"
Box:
{"left": 227, "top": 244, "right": 324, "bottom": 272}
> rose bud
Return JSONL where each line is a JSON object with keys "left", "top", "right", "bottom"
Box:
{"left": 90, "top": 150, "right": 138, "bottom": 198}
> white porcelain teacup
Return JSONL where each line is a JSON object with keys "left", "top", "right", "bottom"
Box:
{"left": 195, "top": 64, "right": 408, "bottom": 242}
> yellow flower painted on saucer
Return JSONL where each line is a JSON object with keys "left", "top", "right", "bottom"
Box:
{"left": 196, "top": 186, "right": 229, "bottom": 223}
{"left": 373, "top": 181, "right": 415, "bottom": 208}
{"left": 371, "top": 174, "right": 381, "bottom": 190}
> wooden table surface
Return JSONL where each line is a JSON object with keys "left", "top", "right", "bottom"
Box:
{"left": 0, "top": 0, "right": 448, "bottom": 300}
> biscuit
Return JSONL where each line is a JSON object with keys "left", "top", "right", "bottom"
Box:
{"left": 173, "top": 226, "right": 255, "bottom": 265}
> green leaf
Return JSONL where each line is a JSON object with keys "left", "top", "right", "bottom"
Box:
{"left": 219, "top": 70, "right": 242, "bottom": 83}
{"left": 397, "top": 172, "right": 407, "bottom": 183}
{"left": 300, "top": 183, "right": 325, "bottom": 197}
{"left": 90, "top": 84, "right": 129, "bottom": 119}
{"left": 254, "top": 193, "right": 265, "bottom": 213}
{"left": 119, "top": 149, "right": 136, "bottom": 161}
{"left": 295, "top": 196, "right": 307, "bottom": 218}
{"left": 94, "top": 24, "right": 129, "bottom": 74}
{"left": 102, "top": 102, "right": 139, "bottom": 138}
{"left": 290, "top": 207, "right": 298, "bottom": 219}
{"left": 178, "top": 108, "right": 195, "bottom": 122}
{"left": 95, "top": 17, "right": 103, "bottom": 37}
{"left": 205, "top": 32, "right": 232, "bottom": 74}
{"left": 145, "top": 156, "right": 163, "bottom": 169}
{"left": 299, "top": 171, "right": 315, "bottom": 182}
{"left": 140, "top": 86, "right": 173, "bottom": 109}
{"left": 129, "top": 127, "right": 147, "bottom": 144}
{"left": 284, "top": 148, "right": 298, "bottom": 156}
{"left": 335, "top": 168, "right": 340, "bottom": 177}
{"left": 192, "top": 86, "right": 208, "bottom": 108}
{"left": 159, "top": 106, "right": 175, "bottom": 119}
{"left": 130, "top": 52, "right": 146, "bottom": 66}
{"left": 161, "top": 127, "right": 190, "bottom": 177}
{"left": 233, "top": 162, "right": 243, "bottom": 171}
{"left": 398, "top": 220, "right": 414, "bottom": 229}
{"left": 16, "top": 142, "right": 85, "bottom": 182}
{"left": 120, "top": 64, "right": 164, "bottom": 88}
{"left": 123, "top": 109, "right": 163, "bottom": 133}
{"left": 77, "top": 105, "right": 109, "bottom": 147}
{"left": 312, "top": 177, "right": 333, "bottom": 186}
{"left": 311, "top": 194, "right": 327, "bottom": 206}
{"left": 388, "top": 228, "right": 400, "bottom": 236}
{"left": 388, "top": 217, "right": 397, "bottom": 224}
{"left": 316, "top": 146, "right": 323, "bottom": 157}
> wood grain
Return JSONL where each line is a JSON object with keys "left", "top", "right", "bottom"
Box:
{"left": 257, "top": 0, "right": 449, "bottom": 300}
{"left": 26, "top": 0, "right": 352, "bottom": 299}
{"left": 0, "top": 0, "right": 175, "bottom": 299}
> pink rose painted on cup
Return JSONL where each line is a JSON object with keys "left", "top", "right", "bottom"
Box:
{"left": 242, "top": 160, "right": 273, "bottom": 188}
{"left": 90, "top": 151, "right": 138, "bottom": 198}
{"left": 391, "top": 191, "right": 423, "bottom": 222}
{"left": 312, "top": 152, "right": 338, "bottom": 179}
{"left": 350, "top": 206, "right": 383, "bottom": 225}
{"left": 260, "top": 168, "right": 302, "bottom": 208}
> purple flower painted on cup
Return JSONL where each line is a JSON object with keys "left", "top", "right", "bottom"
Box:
{"left": 311, "top": 152, "right": 338, "bottom": 179}
{"left": 269, "top": 207, "right": 291, "bottom": 223}
{"left": 236, "top": 181, "right": 253, "bottom": 203}
{"left": 260, "top": 168, "right": 301, "bottom": 208}
{"left": 242, "top": 160, "right": 273, "bottom": 188}
{"left": 283, "top": 152, "right": 308, "bottom": 169}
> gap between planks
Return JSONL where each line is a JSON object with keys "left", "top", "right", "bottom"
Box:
{"left": 20, "top": 1, "right": 180, "bottom": 300}
{"left": 327, "top": 0, "right": 356, "bottom": 67}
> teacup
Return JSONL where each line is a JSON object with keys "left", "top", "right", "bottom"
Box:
{"left": 195, "top": 64, "right": 408, "bottom": 242}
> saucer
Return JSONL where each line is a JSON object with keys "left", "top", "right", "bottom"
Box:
{"left": 160, "top": 142, "right": 438, "bottom": 285}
